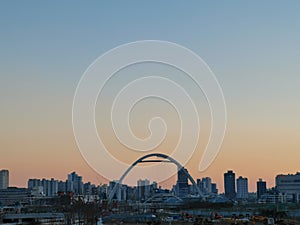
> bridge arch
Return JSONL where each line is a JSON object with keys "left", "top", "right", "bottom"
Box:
{"left": 108, "top": 153, "right": 203, "bottom": 202}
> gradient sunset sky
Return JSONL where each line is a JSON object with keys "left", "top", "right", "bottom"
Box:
{"left": 1, "top": 1, "right": 300, "bottom": 192}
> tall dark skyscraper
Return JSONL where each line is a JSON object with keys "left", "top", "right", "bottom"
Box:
{"left": 257, "top": 178, "right": 267, "bottom": 200}
{"left": 224, "top": 170, "right": 236, "bottom": 200}
{"left": 177, "top": 167, "right": 189, "bottom": 197}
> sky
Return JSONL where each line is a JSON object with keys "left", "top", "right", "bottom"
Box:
{"left": 0, "top": 1, "right": 300, "bottom": 192}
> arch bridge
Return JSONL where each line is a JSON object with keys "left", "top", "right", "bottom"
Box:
{"left": 108, "top": 153, "right": 203, "bottom": 202}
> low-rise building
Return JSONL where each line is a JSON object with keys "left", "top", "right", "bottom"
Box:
{"left": 276, "top": 172, "right": 300, "bottom": 202}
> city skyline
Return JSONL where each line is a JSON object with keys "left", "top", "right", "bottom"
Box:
{"left": 3, "top": 167, "right": 300, "bottom": 196}
{"left": 2, "top": 168, "right": 300, "bottom": 204}
{"left": 1, "top": 1, "right": 300, "bottom": 192}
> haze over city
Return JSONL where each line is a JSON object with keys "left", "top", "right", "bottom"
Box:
{"left": 1, "top": 1, "right": 300, "bottom": 193}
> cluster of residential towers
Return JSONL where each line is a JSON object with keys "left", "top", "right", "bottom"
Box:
{"left": 1, "top": 168, "right": 300, "bottom": 203}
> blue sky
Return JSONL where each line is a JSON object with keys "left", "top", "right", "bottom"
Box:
{"left": 1, "top": 1, "right": 299, "bottom": 101}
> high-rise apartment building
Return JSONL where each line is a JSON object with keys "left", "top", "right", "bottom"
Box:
{"left": 202, "top": 177, "right": 212, "bottom": 194}
{"left": 177, "top": 167, "right": 189, "bottom": 197}
{"left": 58, "top": 181, "right": 66, "bottom": 193}
{"left": 257, "top": 178, "right": 267, "bottom": 200}
{"left": 211, "top": 183, "right": 218, "bottom": 194}
{"left": 28, "top": 178, "right": 41, "bottom": 190}
{"left": 67, "top": 172, "right": 83, "bottom": 195}
{"left": 28, "top": 178, "right": 58, "bottom": 197}
{"left": 236, "top": 176, "right": 248, "bottom": 199}
{"left": 0, "top": 170, "right": 9, "bottom": 189}
{"left": 224, "top": 170, "right": 236, "bottom": 200}
{"left": 137, "top": 179, "right": 150, "bottom": 201}
{"left": 197, "top": 177, "right": 214, "bottom": 195}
